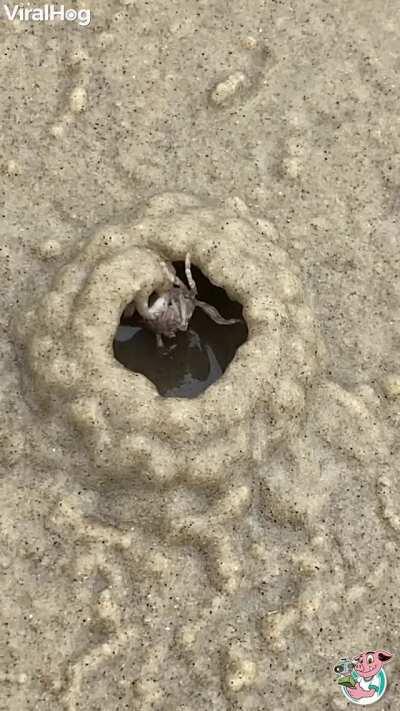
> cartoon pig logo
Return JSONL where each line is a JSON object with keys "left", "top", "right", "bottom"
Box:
{"left": 334, "top": 649, "right": 393, "bottom": 705}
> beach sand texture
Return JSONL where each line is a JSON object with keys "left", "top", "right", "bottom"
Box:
{"left": 1, "top": 1, "right": 400, "bottom": 709}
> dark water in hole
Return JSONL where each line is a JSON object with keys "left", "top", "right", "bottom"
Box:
{"left": 113, "top": 261, "right": 248, "bottom": 398}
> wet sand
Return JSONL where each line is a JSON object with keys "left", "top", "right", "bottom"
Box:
{"left": 1, "top": 2, "right": 400, "bottom": 709}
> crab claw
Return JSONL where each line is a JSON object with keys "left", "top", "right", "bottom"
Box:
{"left": 195, "top": 300, "right": 240, "bottom": 325}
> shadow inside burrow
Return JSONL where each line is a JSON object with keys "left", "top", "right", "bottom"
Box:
{"left": 113, "top": 261, "right": 248, "bottom": 398}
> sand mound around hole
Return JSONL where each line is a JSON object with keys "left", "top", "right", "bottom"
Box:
{"left": 13, "top": 192, "right": 325, "bottom": 485}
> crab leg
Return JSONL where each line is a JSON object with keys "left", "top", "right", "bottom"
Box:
{"left": 185, "top": 253, "right": 197, "bottom": 295}
{"left": 196, "top": 300, "right": 240, "bottom": 325}
{"left": 162, "top": 259, "right": 189, "bottom": 292}
{"left": 160, "top": 260, "right": 176, "bottom": 286}
{"left": 172, "top": 274, "right": 189, "bottom": 291}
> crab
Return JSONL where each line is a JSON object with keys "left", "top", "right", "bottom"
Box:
{"left": 123, "top": 253, "right": 239, "bottom": 347}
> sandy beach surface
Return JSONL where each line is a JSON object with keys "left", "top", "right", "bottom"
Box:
{"left": 1, "top": 1, "right": 400, "bottom": 709}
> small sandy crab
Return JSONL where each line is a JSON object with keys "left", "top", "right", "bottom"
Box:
{"left": 123, "top": 253, "right": 239, "bottom": 347}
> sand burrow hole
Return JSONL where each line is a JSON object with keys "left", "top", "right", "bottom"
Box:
{"left": 113, "top": 261, "right": 248, "bottom": 398}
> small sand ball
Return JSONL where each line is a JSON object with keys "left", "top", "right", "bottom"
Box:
{"left": 50, "top": 123, "right": 64, "bottom": 138}
{"left": 225, "top": 647, "right": 257, "bottom": 692}
{"left": 38, "top": 239, "right": 63, "bottom": 259}
{"left": 6, "top": 159, "right": 20, "bottom": 176}
{"left": 382, "top": 374, "right": 400, "bottom": 398}
{"left": 97, "top": 32, "right": 115, "bottom": 49}
{"left": 69, "top": 86, "right": 87, "bottom": 113}
{"left": 241, "top": 35, "right": 258, "bottom": 49}
{"left": 211, "top": 72, "right": 248, "bottom": 105}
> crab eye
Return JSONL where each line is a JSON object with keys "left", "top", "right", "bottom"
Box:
{"left": 367, "top": 654, "right": 373, "bottom": 665}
